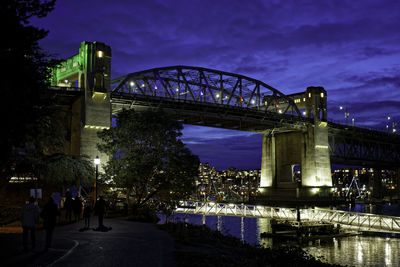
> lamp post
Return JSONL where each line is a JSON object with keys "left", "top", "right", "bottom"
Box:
{"left": 340, "top": 106, "right": 349, "bottom": 125}
{"left": 94, "top": 156, "right": 101, "bottom": 201}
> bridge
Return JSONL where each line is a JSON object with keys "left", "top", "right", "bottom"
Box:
{"left": 48, "top": 41, "right": 400, "bottom": 201}
{"left": 175, "top": 201, "right": 400, "bottom": 234}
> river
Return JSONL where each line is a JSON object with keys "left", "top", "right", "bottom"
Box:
{"left": 162, "top": 204, "right": 400, "bottom": 266}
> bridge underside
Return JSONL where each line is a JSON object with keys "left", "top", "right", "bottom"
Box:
{"left": 329, "top": 122, "right": 400, "bottom": 168}
{"left": 111, "top": 93, "right": 310, "bottom": 133}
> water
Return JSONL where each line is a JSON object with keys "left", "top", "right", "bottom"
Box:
{"left": 162, "top": 204, "right": 400, "bottom": 266}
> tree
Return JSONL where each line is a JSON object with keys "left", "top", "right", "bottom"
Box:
{"left": 0, "top": 1, "right": 95, "bottom": 196}
{"left": 0, "top": 0, "right": 56, "bottom": 192}
{"left": 98, "top": 109, "right": 199, "bottom": 215}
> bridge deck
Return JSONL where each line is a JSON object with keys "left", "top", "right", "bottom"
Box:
{"left": 175, "top": 201, "right": 400, "bottom": 234}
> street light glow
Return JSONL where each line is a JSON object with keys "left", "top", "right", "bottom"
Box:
{"left": 94, "top": 156, "right": 101, "bottom": 165}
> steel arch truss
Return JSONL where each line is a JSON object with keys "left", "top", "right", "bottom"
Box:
{"left": 111, "top": 66, "right": 301, "bottom": 116}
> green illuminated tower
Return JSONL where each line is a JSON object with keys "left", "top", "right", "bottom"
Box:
{"left": 50, "top": 41, "right": 111, "bottom": 169}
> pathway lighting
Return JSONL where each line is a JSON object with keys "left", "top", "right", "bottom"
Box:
{"left": 94, "top": 156, "right": 101, "bottom": 201}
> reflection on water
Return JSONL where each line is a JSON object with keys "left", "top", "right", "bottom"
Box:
{"left": 167, "top": 209, "right": 400, "bottom": 266}
{"left": 304, "top": 236, "right": 400, "bottom": 266}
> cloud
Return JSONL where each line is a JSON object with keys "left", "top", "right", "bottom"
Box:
{"left": 29, "top": 0, "right": 400, "bottom": 169}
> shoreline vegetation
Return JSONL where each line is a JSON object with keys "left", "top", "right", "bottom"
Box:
{"left": 158, "top": 222, "right": 343, "bottom": 267}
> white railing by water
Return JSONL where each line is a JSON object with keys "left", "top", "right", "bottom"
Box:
{"left": 175, "top": 201, "right": 400, "bottom": 233}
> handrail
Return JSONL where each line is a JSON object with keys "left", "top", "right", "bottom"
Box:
{"left": 175, "top": 201, "right": 400, "bottom": 233}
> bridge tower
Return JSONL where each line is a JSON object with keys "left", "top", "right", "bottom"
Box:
{"left": 50, "top": 41, "right": 111, "bottom": 169}
{"left": 260, "top": 86, "right": 332, "bottom": 201}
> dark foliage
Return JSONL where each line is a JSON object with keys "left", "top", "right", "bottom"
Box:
{"left": 0, "top": 0, "right": 56, "bottom": 192}
{"left": 0, "top": 1, "right": 94, "bottom": 195}
{"left": 98, "top": 109, "right": 199, "bottom": 214}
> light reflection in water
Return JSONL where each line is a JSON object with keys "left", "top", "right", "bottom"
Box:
{"left": 166, "top": 213, "right": 400, "bottom": 266}
{"left": 240, "top": 217, "right": 244, "bottom": 242}
{"left": 357, "top": 241, "right": 362, "bottom": 263}
{"left": 385, "top": 240, "right": 391, "bottom": 266}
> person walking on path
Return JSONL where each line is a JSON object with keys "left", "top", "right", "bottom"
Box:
{"left": 64, "top": 190, "right": 73, "bottom": 223}
{"left": 94, "top": 196, "right": 107, "bottom": 228}
{"left": 83, "top": 201, "right": 92, "bottom": 229}
{"left": 21, "top": 197, "right": 40, "bottom": 251}
{"left": 40, "top": 196, "right": 60, "bottom": 250}
{"left": 73, "top": 196, "right": 83, "bottom": 222}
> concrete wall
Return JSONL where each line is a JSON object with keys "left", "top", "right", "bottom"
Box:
{"left": 260, "top": 133, "right": 275, "bottom": 187}
{"left": 301, "top": 122, "right": 332, "bottom": 187}
{"left": 260, "top": 125, "right": 332, "bottom": 190}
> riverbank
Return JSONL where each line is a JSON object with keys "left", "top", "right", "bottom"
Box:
{"left": 159, "top": 222, "right": 342, "bottom": 267}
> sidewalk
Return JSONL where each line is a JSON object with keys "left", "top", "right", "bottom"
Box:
{"left": 0, "top": 218, "right": 176, "bottom": 267}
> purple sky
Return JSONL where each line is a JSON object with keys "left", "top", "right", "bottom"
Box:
{"left": 31, "top": 0, "right": 400, "bottom": 170}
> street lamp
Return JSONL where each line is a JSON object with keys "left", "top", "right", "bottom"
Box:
{"left": 339, "top": 106, "right": 349, "bottom": 125}
{"left": 94, "top": 156, "right": 101, "bottom": 201}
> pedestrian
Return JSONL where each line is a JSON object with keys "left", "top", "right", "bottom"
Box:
{"left": 21, "top": 196, "right": 40, "bottom": 252}
{"left": 73, "top": 196, "right": 83, "bottom": 221}
{"left": 83, "top": 201, "right": 92, "bottom": 229}
{"left": 40, "top": 196, "right": 60, "bottom": 250}
{"left": 64, "top": 190, "right": 73, "bottom": 223}
{"left": 94, "top": 196, "right": 107, "bottom": 228}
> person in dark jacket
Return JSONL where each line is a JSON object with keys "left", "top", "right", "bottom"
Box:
{"left": 21, "top": 197, "right": 40, "bottom": 251}
{"left": 64, "top": 189, "right": 73, "bottom": 222}
{"left": 83, "top": 201, "right": 92, "bottom": 229}
{"left": 73, "top": 196, "right": 83, "bottom": 221}
{"left": 94, "top": 196, "right": 107, "bottom": 228}
{"left": 40, "top": 197, "right": 60, "bottom": 250}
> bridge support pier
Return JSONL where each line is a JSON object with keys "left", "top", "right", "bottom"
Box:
{"left": 258, "top": 87, "right": 332, "bottom": 204}
{"left": 372, "top": 169, "right": 383, "bottom": 199}
{"left": 260, "top": 133, "right": 275, "bottom": 188}
{"left": 50, "top": 41, "right": 112, "bottom": 179}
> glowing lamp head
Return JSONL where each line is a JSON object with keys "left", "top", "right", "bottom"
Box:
{"left": 94, "top": 156, "right": 101, "bottom": 165}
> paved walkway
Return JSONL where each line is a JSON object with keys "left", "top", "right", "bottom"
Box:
{"left": 0, "top": 218, "right": 176, "bottom": 267}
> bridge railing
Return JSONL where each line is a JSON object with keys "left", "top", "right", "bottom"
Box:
{"left": 177, "top": 201, "right": 297, "bottom": 220}
{"left": 175, "top": 201, "right": 400, "bottom": 233}
{"left": 306, "top": 207, "right": 400, "bottom": 233}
